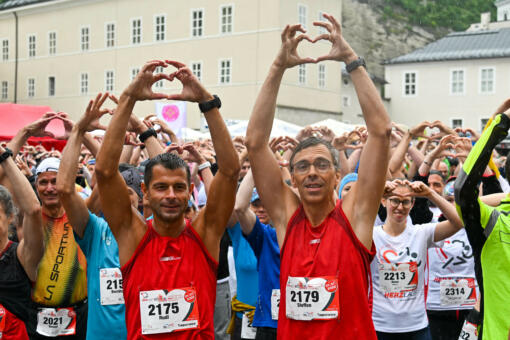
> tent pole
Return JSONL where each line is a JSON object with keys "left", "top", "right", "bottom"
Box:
{"left": 13, "top": 11, "right": 18, "bottom": 104}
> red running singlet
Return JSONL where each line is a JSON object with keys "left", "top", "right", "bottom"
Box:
{"left": 0, "top": 303, "right": 28, "bottom": 340}
{"left": 121, "top": 219, "right": 218, "bottom": 339}
{"left": 278, "top": 200, "right": 377, "bottom": 339}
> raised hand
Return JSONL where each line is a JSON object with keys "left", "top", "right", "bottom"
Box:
{"left": 408, "top": 181, "right": 432, "bottom": 198}
{"left": 409, "top": 121, "right": 431, "bottom": 139}
{"left": 76, "top": 93, "right": 111, "bottom": 132}
{"left": 24, "top": 112, "right": 59, "bottom": 138}
{"left": 313, "top": 13, "right": 357, "bottom": 63}
{"left": 274, "top": 24, "right": 315, "bottom": 69}
{"left": 165, "top": 60, "right": 212, "bottom": 103}
{"left": 182, "top": 143, "right": 206, "bottom": 164}
{"left": 123, "top": 60, "right": 170, "bottom": 101}
{"left": 54, "top": 112, "right": 74, "bottom": 140}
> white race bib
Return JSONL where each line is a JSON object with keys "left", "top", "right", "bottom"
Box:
{"left": 36, "top": 308, "right": 76, "bottom": 337}
{"left": 139, "top": 287, "right": 199, "bottom": 335}
{"left": 241, "top": 313, "right": 256, "bottom": 339}
{"left": 458, "top": 320, "right": 478, "bottom": 340}
{"left": 285, "top": 276, "right": 339, "bottom": 321}
{"left": 99, "top": 268, "right": 125, "bottom": 305}
{"left": 440, "top": 278, "right": 476, "bottom": 307}
{"left": 271, "top": 289, "right": 280, "bottom": 320}
{"left": 379, "top": 262, "right": 418, "bottom": 294}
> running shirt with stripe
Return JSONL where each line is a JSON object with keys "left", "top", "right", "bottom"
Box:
{"left": 32, "top": 213, "right": 88, "bottom": 306}
{"left": 121, "top": 219, "right": 217, "bottom": 339}
{"left": 278, "top": 200, "right": 377, "bottom": 340}
{"left": 454, "top": 113, "right": 510, "bottom": 340}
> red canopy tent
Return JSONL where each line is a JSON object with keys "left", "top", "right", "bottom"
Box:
{"left": 0, "top": 103, "right": 67, "bottom": 151}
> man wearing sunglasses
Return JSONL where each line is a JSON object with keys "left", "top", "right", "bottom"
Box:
{"left": 246, "top": 13, "right": 391, "bottom": 339}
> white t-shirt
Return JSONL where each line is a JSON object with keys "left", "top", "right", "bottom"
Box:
{"left": 426, "top": 229, "right": 478, "bottom": 311}
{"left": 371, "top": 222, "right": 442, "bottom": 333}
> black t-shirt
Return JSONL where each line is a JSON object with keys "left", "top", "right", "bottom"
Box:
{"left": 217, "top": 231, "right": 231, "bottom": 280}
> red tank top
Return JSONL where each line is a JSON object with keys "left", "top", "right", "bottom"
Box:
{"left": 278, "top": 200, "right": 377, "bottom": 339}
{"left": 0, "top": 302, "right": 29, "bottom": 340}
{"left": 121, "top": 219, "right": 218, "bottom": 339}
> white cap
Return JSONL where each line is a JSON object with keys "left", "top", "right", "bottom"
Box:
{"left": 36, "top": 157, "right": 60, "bottom": 175}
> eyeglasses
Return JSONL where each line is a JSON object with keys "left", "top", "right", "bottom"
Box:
{"left": 292, "top": 158, "right": 332, "bottom": 174}
{"left": 388, "top": 198, "right": 413, "bottom": 208}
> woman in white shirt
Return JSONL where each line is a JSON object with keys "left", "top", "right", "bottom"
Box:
{"left": 371, "top": 179, "right": 464, "bottom": 340}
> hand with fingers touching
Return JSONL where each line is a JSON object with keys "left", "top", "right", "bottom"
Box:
{"left": 15, "top": 155, "right": 33, "bottom": 177}
{"left": 318, "top": 126, "right": 335, "bottom": 143}
{"left": 312, "top": 13, "right": 357, "bottom": 64}
{"left": 23, "top": 112, "right": 59, "bottom": 138}
{"left": 409, "top": 121, "right": 431, "bottom": 139}
{"left": 407, "top": 180, "right": 433, "bottom": 198}
{"left": 273, "top": 24, "right": 315, "bottom": 69}
{"left": 182, "top": 143, "right": 207, "bottom": 164}
{"left": 165, "top": 60, "right": 213, "bottom": 103}
{"left": 123, "top": 60, "right": 170, "bottom": 101}
{"left": 76, "top": 93, "right": 111, "bottom": 132}
{"left": 54, "top": 112, "right": 75, "bottom": 140}
{"left": 383, "top": 180, "right": 398, "bottom": 198}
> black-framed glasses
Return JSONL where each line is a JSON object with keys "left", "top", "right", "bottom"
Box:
{"left": 292, "top": 158, "right": 332, "bottom": 174}
{"left": 388, "top": 198, "right": 413, "bottom": 208}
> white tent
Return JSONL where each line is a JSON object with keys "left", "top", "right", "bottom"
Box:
{"left": 311, "top": 119, "right": 357, "bottom": 136}
{"left": 180, "top": 127, "right": 208, "bottom": 140}
{"left": 227, "top": 119, "right": 302, "bottom": 137}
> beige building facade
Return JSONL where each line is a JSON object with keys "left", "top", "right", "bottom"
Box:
{"left": 0, "top": 0, "right": 343, "bottom": 130}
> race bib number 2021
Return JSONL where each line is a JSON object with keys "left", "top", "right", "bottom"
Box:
{"left": 36, "top": 308, "right": 76, "bottom": 337}
{"left": 139, "top": 287, "right": 199, "bottom": 335}
{"left": 285, "top": 276, "right": 339, "bottom": 321}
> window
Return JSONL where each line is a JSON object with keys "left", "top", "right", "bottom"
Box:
{"left": 298, "top": 64, "right": 306, "bottom": 85}
{"left": 450, "top": 69, "right": 464, "bottom": 94}
{"left": 106, "top": 23, "right": 115, "bottom": 48}
{"left": 48, "top": 76, "right": 55, "bottom": 96}
{"left": 480, "top": 67, "right": 495, "bottom": 93}
{"left": 48, "top": 32, "right": 56, "bottom": 55}
{"left": 192, "top": 9, "right": 204, "bottom": 37}
{"left": 342, "top": 95, "right": 351, "bottom": 107}
{"left": 105, "top": 70, "right": 114, "bottom": 91}
{"left": 1, "top": 81, "right": 7, "bottom": 100}
{"left": 28, "top": 78, "right": 35, "bottom": 97}
{"left": 131, "top": 18, "right": 142, "bottom": 44}
{"left": 219, "top": 59, "right": 231, "bottom": 84}
{"left": 2, "top": 39, "right": 8, "bottom": 61}
{"left": 403, "top": 71, "right": 416, "bottom": 96}
{"left": 80, "top": 73, "right": 88, "bottom": 95}
{"left": 318, "top": 64, "right": 326, "bottom": 88}
{"left": 317, "top": 11, "right": 327, "bottom": 34}
{"left": 81, "top": 27, "right": 89, "bottom": 51}
{"left": 451, "top": 118, "right": 463, "bottom": 129}
{"left": 130, "top": 67, "right": 140, "bottom": 81}
{"left": 191, "top": 62, "right": 202, "bottom": 81}
{"left": 220, "top": 5, "right": 233, "bottom": 34}
{"left": 154, "top": 15, "right": 166, "bottom": 41}
{"left": 154, "top": 66, "right": 164, "bottom": 88}
{"left": 298, "top": 4, "right": 307, "bottom": 28}
{"left": 28, "top": 35, "right": 36, "bottom": 58}
{"left": 480, "top": 118, "right": 490, "bottom": 132}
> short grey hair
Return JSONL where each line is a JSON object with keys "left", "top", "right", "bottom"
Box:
{"left": 0, "top": 185, "right": 14, "bottom": 217}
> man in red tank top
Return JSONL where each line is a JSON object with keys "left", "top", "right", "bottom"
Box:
{"left": 95, "top": 60, "right": 240, "bottom": 339}
{"left": 245, "top": 14, "right": 391, "bottom": 339}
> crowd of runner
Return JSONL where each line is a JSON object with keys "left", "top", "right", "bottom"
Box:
{"left": 0, "top": 13, "right": 509, "bottom": 340}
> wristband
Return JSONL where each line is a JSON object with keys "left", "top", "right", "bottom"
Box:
{"left": 139, "top": 128, "right": 157, "bottom": 144}
{"left": 345, "top": 57, "right": 366, "bottom": 73}
{"left": 198, "top": 161, "right": 211, "bottom": 172}
{"left": 198, "top": 95, "right": 221, "bottom": 113}
{"left": 0, "top": 147, "right": 13, "bottom": 164}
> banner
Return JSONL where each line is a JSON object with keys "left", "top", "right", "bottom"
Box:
{"left": 155, "top": 101, "right": 187, "bottom": 138}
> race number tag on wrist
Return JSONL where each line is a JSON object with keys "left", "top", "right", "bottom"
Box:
{"left": 99, "top": 268, "right": 125, "bottom": 305}
{"left": 241, "top": 313, "right": 256, "bottom": 339}
{"left": 285, "top": 276, "right": 339, "bottom": 321}
{"left": 458, "top": 320, "right": 478, "bottom": 340}
{"left": 36, "top": 308, "right": 76, "bottom": 337}
{"left": 139, "top": 287, "right": 199, "bottom": 335}
{"left": 271, "top": 289, "right": 280, "bottom": 320}
{"left": 379, "top": 262, "right": 418, "bottom": 293}
{"left": 440, "top": 278, "right": 476, "bottom": 307}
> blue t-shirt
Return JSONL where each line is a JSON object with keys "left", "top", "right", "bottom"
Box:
{"left": 228, "top": 223, "right": 259, "bottom": 318}
{"left": 75, "top": 212, "right": 127, "bottom": 340}
{"left": 245, "top": 218, "right": 280, "bottom": 328}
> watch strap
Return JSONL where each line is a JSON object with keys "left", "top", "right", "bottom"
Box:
{"left": 198, "top": 95, "right": 221, "bottom": 113}
{"left": 0, "top": 147, "right": 13, "bottom": 164}
{"left": 346, "top": 57, "right": 366, "bottom": 73}
{"left": 139, "top": 128, "right": 157, "bottom": 144}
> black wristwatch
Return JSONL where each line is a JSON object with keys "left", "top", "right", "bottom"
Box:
{"left": 0, "top": 147, "right": 13, "bottom": 164}
{"left": 139, "top": 128, "right": 157, "bottom": 144}
{"left": 198, "top": 95, "right": 221, "bottom": 113}
{"left": 346, "top": 57, "right": 366, "bottom": 73}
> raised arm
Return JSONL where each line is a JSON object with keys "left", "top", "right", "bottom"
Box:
{"left": 95, "top": 61, "right": 169, "bottom": 265}
{"left": 0, "top": 145, "right": 43, "bottom": 281}
{"left": 314, "top": 13, "right": 391, "bottom": 248}
{"left": 234, "top": 170, "right": 257, "bottom": 235}
{"left": 246, "top": 24, "right": 312, "bottom": 246}
{"left": 57, "top": 93, "right": 110, "bottom": 238}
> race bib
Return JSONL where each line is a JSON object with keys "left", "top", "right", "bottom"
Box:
{"left": 99, "top": 268, "right": 125, "bottom": 305}
{"left": 271, "top": 289, "right": 280, "bottom": 320}
{"left": 241, "top": 313, "right": 256, "bottom": 339}
{"left": 139, "top": 287, "right": 199, "bottom": 335}
{"left": 0, "top": 304, "right": 5, "bottom": 339}
{"left": 285, "top": 276, "right": 339, "bottom": 321}
{"left": 36, "top": 308, "right": 76, "bottom": 337}
{"left": 458, "top": 320, "right": 478, "bottom": 340}
{"left": 379, "top": 262, "right": 418, "bottom": 293}
{"left": 440, "top": 278, "right": 476, "bottom": 307}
